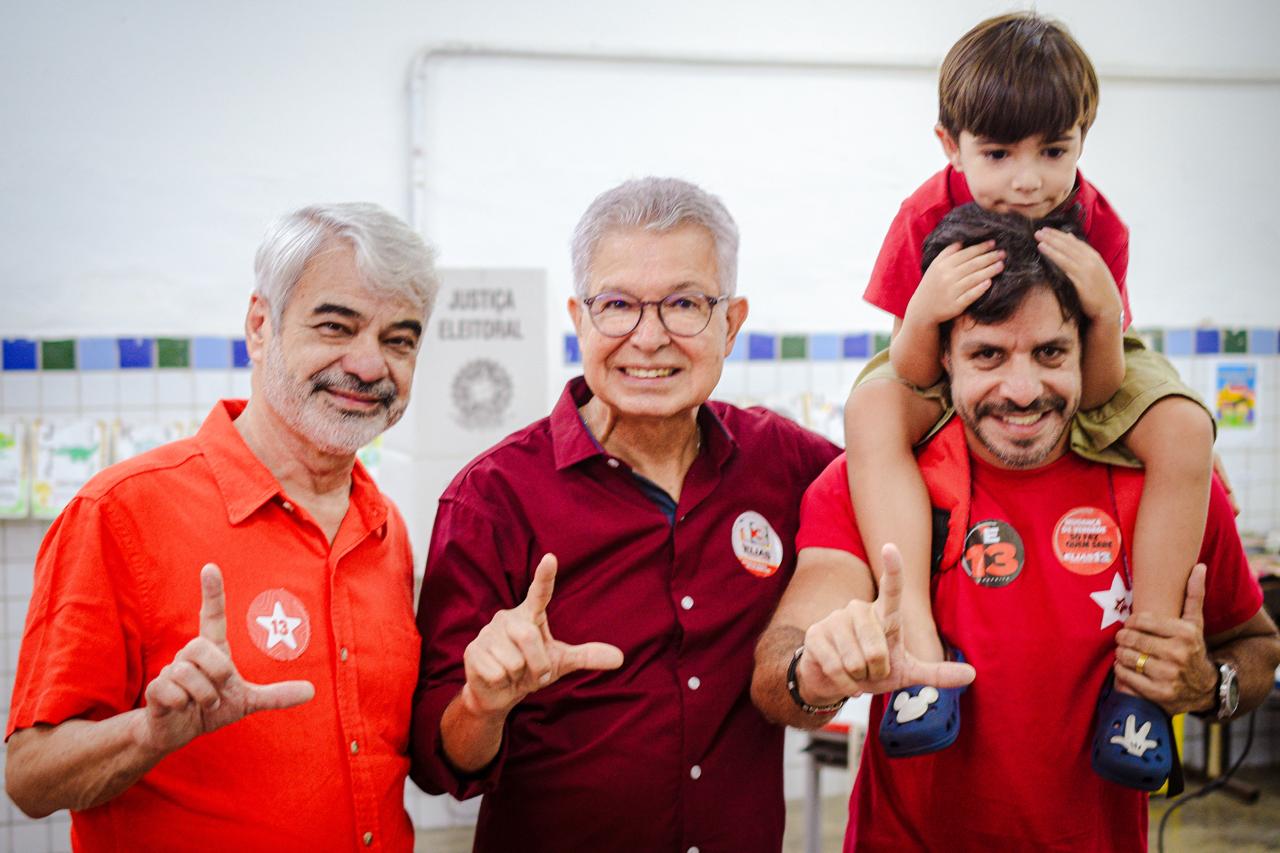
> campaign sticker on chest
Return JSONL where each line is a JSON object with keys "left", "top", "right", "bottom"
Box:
{"left": 961, "top": 519, "right": 1024, "bottom": 587}
{"left": 1053, "top": 507, "right": 1121, "bottom": 575}
{"left": 245, "top": 588, "right": 311, "bottom": 661}
{"left": 731, "top": 511, "right": 784, "bottom": 578}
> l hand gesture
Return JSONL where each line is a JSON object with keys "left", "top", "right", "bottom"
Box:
{"left": 139, "top": 564, "right": 316, "bottom": 754}
{"left": 460, "top": 554, "right": 625, "bottom": 717}
{"left": 904, "top": 240, "right": 1005, "bottom": 328}
{"left": 795, "top": 545, "right": 975, "bottom": 707}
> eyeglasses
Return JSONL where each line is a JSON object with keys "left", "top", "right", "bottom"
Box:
{"left": 582, "top": 291, "right": 728, "bottom": 338}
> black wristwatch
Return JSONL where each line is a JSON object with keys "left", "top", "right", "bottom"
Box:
{"left": 1206, "top": 661, "right": 1240, "bottom": 720}
{"left": 786, "top": 646, "right": 848, "bottom": 715}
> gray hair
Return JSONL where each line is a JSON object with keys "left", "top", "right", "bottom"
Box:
{"left": 254, "top": 202, "right": 440, "bottom": 324}
{"left": 570, "top": 177, "right": 739, "bottom": 299}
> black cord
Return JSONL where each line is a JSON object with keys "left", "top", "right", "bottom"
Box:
{"left": 1156, "top": 711, "right": 1258, "bottom": 853}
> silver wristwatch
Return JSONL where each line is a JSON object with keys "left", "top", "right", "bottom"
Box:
{"left": 1211, "top": 661, "right": 1240, "bottom": 720}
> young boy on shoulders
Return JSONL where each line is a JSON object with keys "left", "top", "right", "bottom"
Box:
{"left": 845, "top": 11, "right": 1217, "bottom": 790}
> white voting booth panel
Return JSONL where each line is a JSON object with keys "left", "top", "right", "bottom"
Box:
{"left": 384, "top": 268, "right": 547, "bottom": 552}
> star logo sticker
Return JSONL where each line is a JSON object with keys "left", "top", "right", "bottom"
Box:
{"left": 255, "top": 600, "right": 304, "bottom": 650}
{"left": 1089, "top": 571, "right": 1133, "bottom": 630}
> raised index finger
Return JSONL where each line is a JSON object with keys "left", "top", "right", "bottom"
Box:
{"left": 520, "top": 554, "right": 558, "bottom": 618}
{"left": 199, "top": 563, "right": 228, "bottom": 649}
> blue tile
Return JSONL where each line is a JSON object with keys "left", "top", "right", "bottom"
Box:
{"left": 563, "top": 333, "right": 581, "bottom": 365}
{"left": 810, "top": 334, "right": 841, "bottom": 361}
{"left": 2, "top": 339, "right": 38, "bottom": 371}
{"left": 80, "top": 337, "right": 118, "bottom": 370}
{"left": 1248, "top": 328, "right": 1279, "bottom": 355}
{"left": 726, "top": 336, "right": 746, "bottom": 361}
{"left": 1165, "top": 329, "right": 1193, "bottom": 356}
{"left": 231, "top": 339, "right": 250, "bottom": 369}
{"left": 842, "top": 333, "right": 870, "bottom": 359}
{"left": 192, "top": 337, "right": 231, "bottom": 369}
{"left": 118, "top": 337, "right": 154, "bottom": 369}
{"left": 747, "top": 333, "right": 776, "bottom": 361}
{"left": 1194, "top": 328, "right": 1220, "bottom": 355}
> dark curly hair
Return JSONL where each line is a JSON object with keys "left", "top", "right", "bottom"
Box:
{"left": 924, "top": 203, "right": 1089, "bottom": 351}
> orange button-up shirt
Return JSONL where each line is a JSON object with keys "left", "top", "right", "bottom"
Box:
{"left": 8, "top": 400, "right": 419, "bottom": 852}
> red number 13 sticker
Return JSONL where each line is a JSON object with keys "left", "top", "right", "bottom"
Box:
{"left": 961, "top": 520, "right": 1025, "bottom": 588}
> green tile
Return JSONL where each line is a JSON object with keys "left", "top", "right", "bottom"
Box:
{"left": 873, "top": 332, "right": 892, "bottom": 354}
{"left": 780, "top": 335, "right": 807, "bottom": 360}
{"left": 157, "top": 337, "right": 190, "bottom": 368}
{"left": 1223, "top": 329, "right": 1247, "bottom": 354}
{"left": 41, "top": 339, "right": 75, "bottom": 370}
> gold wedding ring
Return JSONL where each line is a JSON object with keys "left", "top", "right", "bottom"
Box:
{"left": 1135, "top": 652, "right": 1149, "bottom": 676}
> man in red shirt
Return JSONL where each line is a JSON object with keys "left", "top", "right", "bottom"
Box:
{"left": 411, "top": 177, "right": 839, "bottom": 852}
{"left": 6, "top": 203, "right": 439, "bottom": 851}
{"left": 752, "top": 206, "right": 1280, "bottom": 851}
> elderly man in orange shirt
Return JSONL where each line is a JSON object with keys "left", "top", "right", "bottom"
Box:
{"left": 6, "top": 203, "right": 438, "bottom": 851}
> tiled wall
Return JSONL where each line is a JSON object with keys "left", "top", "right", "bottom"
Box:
{"left": 1, "top": 328, "right": 1278, "bottom": 847}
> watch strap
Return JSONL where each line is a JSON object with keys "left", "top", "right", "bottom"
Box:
{"left": 786, "top": 645, "right": 847, "bottom": 715}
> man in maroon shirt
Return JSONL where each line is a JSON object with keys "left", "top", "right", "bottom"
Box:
{"left": 411, "top": 177, "right": 839, "bottom": 852}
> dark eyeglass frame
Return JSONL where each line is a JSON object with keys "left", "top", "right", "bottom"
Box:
{"left": 581, "top": 291, "right": 729, "bottom": 338}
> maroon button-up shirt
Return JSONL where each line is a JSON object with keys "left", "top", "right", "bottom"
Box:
{"left": 411, "top": 378, "right": 838, "bottom": 853}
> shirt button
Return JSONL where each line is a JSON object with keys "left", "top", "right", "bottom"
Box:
{"left": 688, "top": 848, "right": 700, "bottom": 853}
{"left": 689, "top": 765, "right": 701, "bottom": 780}
{"left": 687, "top": 676, "right": 701, "bottom": 690}
{"left": 339, "top": 646, "right": 349, "bottom": 662}
{"left": 350, "top": 740, "right": 359, "bottom": 755}
{"left": 363, "top": 831, "right": 374, "bottom": 846}
{"left": 680, "top": 596, "right": 694, "bottom": 610}
{"left": 281, "top": 500, "right": 294, "bottom": 512}
{"left": 607, "top": 458, "right": 620, "bottom": 468}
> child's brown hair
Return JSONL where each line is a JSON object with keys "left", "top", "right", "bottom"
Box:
{"left": 938, "top": 12, "right": 1099, "bottom": 144}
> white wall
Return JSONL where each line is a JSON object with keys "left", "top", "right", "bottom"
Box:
{"left": 3, "top": 0, "right": 1278, "bottom": 338}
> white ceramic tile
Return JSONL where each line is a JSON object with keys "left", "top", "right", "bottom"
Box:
{"left": 6, "top": 599, "right": 30, "bottom": 633}
{"left": 3, "top": 522, "right": 45, "bottom": 561}
{"left": 229, "top": 371, "right": 252, "bottom": 399}
{"left": 10, "top": 818, "right": 50, "bottom": 851}
{"left": 713, "top": 363, "right": 748, "bottom": 400}
{"left": 777, "top": 362, "right": 811, "bottom": 396}
{"left": 81, "top": 376, "right": 120, "bottom": 412}
{"left": 156, "top": 372, "right": 195, "bottom": 408}
{"left": 1, "top": 374, "right": 40, "bottom": 413}
{"left": 39, "top": 374, "right": 78, "bottom": 412}
{"left": 193, "top": 371, "right": 231, "bottom": 407}
{"left": 8, "top": 561, "right": 34, "bottom": 598}
{"left": 117, "top": 372, "right": 157, "bottom": 409}
{"left": 745, "top": 362, "right": 780, "bottom": 398}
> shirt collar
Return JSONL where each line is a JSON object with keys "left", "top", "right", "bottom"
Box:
{"left": 549, "top": 377, "right": 737, "bottom": 471}
{"left": 196, "top": 399, "right": 388, "bottom": 531}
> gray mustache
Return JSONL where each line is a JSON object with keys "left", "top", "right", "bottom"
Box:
{"left": 310, "top": 369, "right": 397, "bottom": 408}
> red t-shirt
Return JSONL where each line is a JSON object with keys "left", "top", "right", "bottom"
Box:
{"left": 8, "top": 401, "right": 419, "bottom": 852}
{"left": 798, "top": 425, "right": 1261, "bottom": 852}
{"left": 864, "top": 166, "right": 1133, "bottom": 327}
{"left": 411, "top": 377, "right": 839, "bottom": 853}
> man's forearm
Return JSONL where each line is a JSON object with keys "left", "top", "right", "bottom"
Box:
{"left": 6, "top": 710, "right": 166, "bottom": 818}
{"left": 438, "top": 687, "right": 509, "bottom": 774}
{"left": 750, "top": 625, "right": 839, "bottom": 731}
{"left": 1208, "top": 612, "right": 1280, "bottom": 720}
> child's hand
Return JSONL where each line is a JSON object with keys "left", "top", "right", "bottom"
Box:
{"left": 1035, "top": 228, "right": 1124, "bottom": 324}
{"left": 904, "top": 240, "right": 1004, "bottom": 328}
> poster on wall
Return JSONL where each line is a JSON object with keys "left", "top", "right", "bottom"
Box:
{"left": 415, "top": 268, "right": 547, "bottom": 462}
{"left": 32, "top": 419, "right": 107, "bottom": 518}
{"left": 1215, "top": 363, "right": 1257, "bottom": 430}
{"left": 0, "top": 419, "right": 30, "bottom": 519}
{"left": 113, "top": 420, "right": 191, "bottom": 463}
